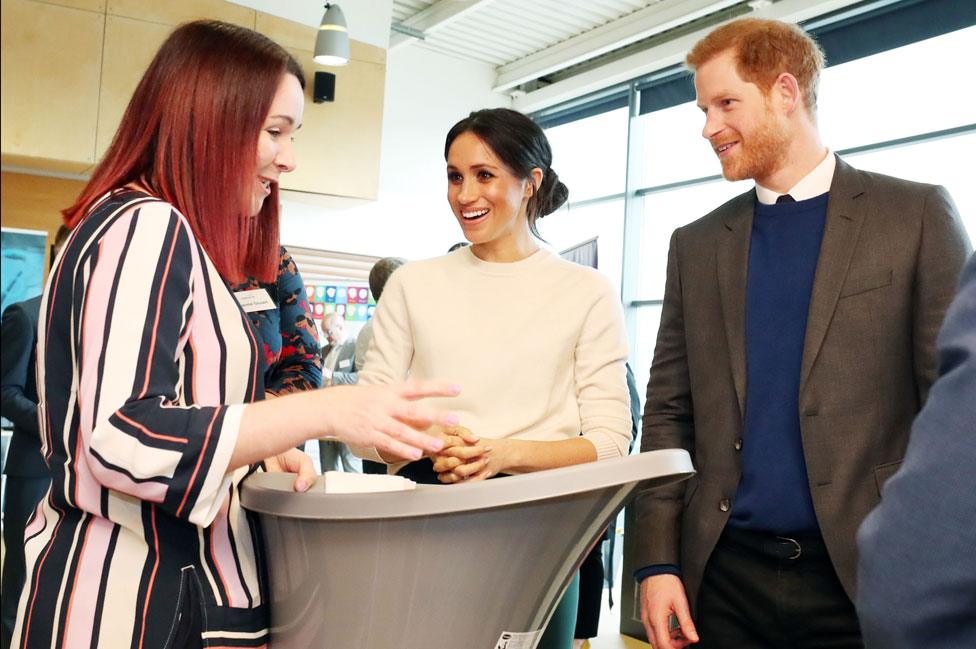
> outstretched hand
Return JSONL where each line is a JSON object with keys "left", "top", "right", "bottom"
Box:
{"left": 324, "top": 380, "right": 462, "bottom": 461}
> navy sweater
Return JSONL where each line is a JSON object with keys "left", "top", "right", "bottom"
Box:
{"left": 635, "top": 193, "right": 832, "bottom": 582}
{"left": 728, "top": 192, "right": 829, "bottom": 534}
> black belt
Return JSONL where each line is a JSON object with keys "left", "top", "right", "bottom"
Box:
{"left": 720, "top": 526, "right": 830, "bottom": 562}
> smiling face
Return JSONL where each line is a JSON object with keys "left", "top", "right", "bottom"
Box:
{"left": 251, "top": 73, "right": 305, "bottom": 217}
{"left": 446, "top": 131, "right": 539, "bottom": 255}
{"left": 695, "top": 49, "right": 791, "bottom": 185}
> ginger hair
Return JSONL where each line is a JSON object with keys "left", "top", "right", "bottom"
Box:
{"left": 687, "top": 18, "right": 825, "bottom": 114}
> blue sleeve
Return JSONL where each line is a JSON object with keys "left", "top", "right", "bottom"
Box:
{"left": 857, "top": 253, "right": 976, "bottom": 649}
{"left": 634, "top": 564, "right": 682, "bottom": 583}
{"left": 266, "top": 248, "right": 322, "bottom": 394}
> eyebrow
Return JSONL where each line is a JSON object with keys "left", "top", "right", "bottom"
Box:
{"left": 268, "top": 115, "right": 299, "bottom": 128}
{"left": 446, "top": 162, "right": 499, "bottom": 171}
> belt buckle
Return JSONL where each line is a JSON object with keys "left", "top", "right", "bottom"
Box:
{"left": 776, "top": 536, "right": 802, "bottom": 560}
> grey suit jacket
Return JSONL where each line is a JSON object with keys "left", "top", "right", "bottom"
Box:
{"left": 324, "top": 339, "right": 358, "bottom": 385}
{"left": 633, "top": 156, "right": 971, "bottom": 609}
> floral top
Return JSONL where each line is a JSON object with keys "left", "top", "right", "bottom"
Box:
{"left": 233, "top": 246, "right": 322, "bottom": 395}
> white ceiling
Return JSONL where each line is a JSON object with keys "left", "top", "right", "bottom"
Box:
{"left": 233, "top": 0, "right": 870, "bottom": 111}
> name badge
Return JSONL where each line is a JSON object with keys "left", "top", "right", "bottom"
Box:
{"left": 234, "top": 288, "right": 276, "bottom": 313}
{"left": 339, "top": 359, "right": 351, "bottom": 369}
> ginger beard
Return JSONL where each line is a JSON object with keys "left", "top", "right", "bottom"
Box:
{"left": 716, "top": 96, "right": 792, "bottom": 183}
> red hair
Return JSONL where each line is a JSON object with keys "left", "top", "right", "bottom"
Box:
{"left": 63, "top": 20, "right": 305, "bottom": 283}
{"left": 687, "top": 18, "right": 825, "bottom": 114}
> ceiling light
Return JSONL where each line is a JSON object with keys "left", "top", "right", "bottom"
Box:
{"left": 314, "top": 3, "right": 349, "bottom": 66}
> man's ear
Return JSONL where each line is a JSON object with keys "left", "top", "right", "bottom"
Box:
{"left": 775, "top": 72, "right": 802, "bottom": 114}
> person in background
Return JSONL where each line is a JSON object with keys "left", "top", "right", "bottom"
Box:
{"left": 318, "top": 311, "right": 364, "bottom": 472}
{"left": 355, "top": 256, "right": 407, "bottom": 372}
{"left": 0, "top": 224, "right": 70, "bottom": 649}
{"left": 359, "top": 107, "right": 633, "bottom": 649}
{"left": 234, "top": 246, "right": 323, "bottom": 397}
{"left": 633, "top": 18, "right": 970, "bottom": 649}
{"left": 12, "top": 20, "right": 456, "bottom": 649}
{"left": 856, "top": 252, "right": 976, "bottom": 649}
{"left": 573, "top": 362, "right": 643, "bottom": 649}
{"left": 356, "top": 257, "right": 407, "bottom": 475}
{"left": 321, "top": 311, "right": 357, "bottom": 386}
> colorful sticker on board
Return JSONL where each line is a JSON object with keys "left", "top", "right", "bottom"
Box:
{"left": 336, "top": 287, "right": 348, "bottom": 304}
{"left": 325, "top": 286, "right": 337, "bottom": 303}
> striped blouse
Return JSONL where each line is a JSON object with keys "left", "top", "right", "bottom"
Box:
{"left": 14, "top": 191, "right": 270, "bottom": 649}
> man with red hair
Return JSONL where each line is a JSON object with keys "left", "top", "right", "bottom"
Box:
{"left": 633, "top": 18, "right": 970, "bottom": 649}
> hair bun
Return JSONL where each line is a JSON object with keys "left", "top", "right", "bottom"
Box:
{"left": 535, "top": 168, "right": 569, "bottom": 219}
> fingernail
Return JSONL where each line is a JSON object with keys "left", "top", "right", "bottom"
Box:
{"left": 449, "top": 383, "right": 461, "bottom": 394}
{"left": 296, "top": 479, "right": 308, "bottom": 492}
{"left": 411, "top": 449, "right": 423, "bottom": 460}
{"left": 445, "top": 413, "right": 460, "bottom": 425}
{"left": 484, "top": 446, "right": 493, "bottom": 452}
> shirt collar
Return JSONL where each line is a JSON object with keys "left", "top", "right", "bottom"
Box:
{"left": 756, "top": 150, "right": 835, "bottom": 205}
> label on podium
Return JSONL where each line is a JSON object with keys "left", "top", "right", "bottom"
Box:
{"left": 494, "top": 629, "right": 543, "bottom": 649}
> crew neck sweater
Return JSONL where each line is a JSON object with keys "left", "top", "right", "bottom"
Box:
{"left": 358, "top": 247, "right": 632, "bottom": 471}
{"left": 729, "top": 192, "right": 830, "bottom": 534}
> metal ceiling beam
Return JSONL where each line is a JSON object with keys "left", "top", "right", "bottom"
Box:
{"left": 511, "top": 0, "right": 868, "bottom": 114}
{"left": 493, "top": 0, "right": 742, "bottom": 93}
{"left": 389, "top": 0, "right": 499, "bottom": 50}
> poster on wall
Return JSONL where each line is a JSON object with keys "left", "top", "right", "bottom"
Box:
{"left": 1, "top": 227, "right": 48, "bottom": 315}
{"left": 304, "top": 281, "right": 376, "bottom": 337}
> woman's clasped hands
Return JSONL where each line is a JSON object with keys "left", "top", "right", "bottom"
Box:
{"left": 430, "top": 425, "right": 517, "bottom": 484}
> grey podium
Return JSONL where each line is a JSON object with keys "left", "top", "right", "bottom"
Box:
{"left": 241, "top": 449, "right": 694, "bottom": 649}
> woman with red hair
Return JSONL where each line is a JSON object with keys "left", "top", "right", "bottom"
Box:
{"left": 12, "top": 20, "right": 457, "bottom": 649}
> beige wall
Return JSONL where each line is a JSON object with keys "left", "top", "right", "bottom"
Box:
{"left": 1, "top": 0, "right": 386, "bottom": 199}
{"left": 0, "top": 171, "right": 86, "bottom": 269}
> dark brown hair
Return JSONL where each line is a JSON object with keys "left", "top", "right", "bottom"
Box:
{"left": 445, "top": 108, "right": 568, "bottom": 238}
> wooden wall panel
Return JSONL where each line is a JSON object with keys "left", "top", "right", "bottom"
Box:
{"left": 0, "top": 171, "right": 86, "bottom": 267}
{"left": 0, "top": 0, "right": 104, "bottom": 166}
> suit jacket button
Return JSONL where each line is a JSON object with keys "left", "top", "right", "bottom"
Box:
{"left": 734, "top": 438, "right": 743, "bottom": 451}
{"left": 719, "top": 499, "right": 731, "bottom": 512}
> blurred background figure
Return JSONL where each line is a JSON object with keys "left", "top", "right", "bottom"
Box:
{"left": 319, "top": 311, "right": 363, "bottom": 473}
{"left": 322, "top": 311, "right": 357, "bottom": 386}
{"left": 0, "top": 224, "right": 69, "bottom": 649}
{"left": 357, "top": 257, "right": 407, "bottom": 475}
{"left": 356, "top": 256, "right": 407, "bottom": 372}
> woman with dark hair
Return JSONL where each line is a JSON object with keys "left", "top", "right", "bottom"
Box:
{"left": 13, "top": 20, "right": 456, "bottom": 649}
{"left": 358, "top": 107, "right": 632, "bottom": 648}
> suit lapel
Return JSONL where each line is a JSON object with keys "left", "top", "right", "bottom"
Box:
{"left": 799, "top": 157, "right": 867, "bottom": 394}
{"left": 716, "top": 191, "right": 756, "bottom": 420}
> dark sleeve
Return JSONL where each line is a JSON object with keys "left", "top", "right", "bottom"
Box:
{"left": 857, "top": 253, "right": 976, "bottom": 649}
{"left": 0, "top": 301, "right": 39, "bottom": 433}
{"left": 265, "top": 248, "right": 322, "bottom": 394}
{"left": 633, "top": 228, "right": 695, "bottom": 569}
{"left": 911, "top": 185, "right": 972, "bottom": 404}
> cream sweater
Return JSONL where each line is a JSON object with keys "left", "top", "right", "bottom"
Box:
{"left": 359, "top": 247, "right": 632, "bottom": 467}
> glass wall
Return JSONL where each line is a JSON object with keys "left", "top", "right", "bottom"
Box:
{"left": 620, "top": 25, "right": 975, "bottom": 404}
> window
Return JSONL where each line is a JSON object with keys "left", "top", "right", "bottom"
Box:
{"left": 545, "top": 106, "right": 629, "bottom": 203}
